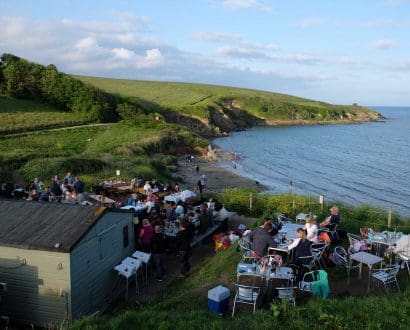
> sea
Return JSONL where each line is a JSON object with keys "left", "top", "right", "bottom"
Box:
{"left": 213, "top": 106, "right": 410, "bottom": 216}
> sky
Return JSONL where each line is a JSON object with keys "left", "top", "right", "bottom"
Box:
{"left": 1, "top": 0, "right": 410, "bottom": 106}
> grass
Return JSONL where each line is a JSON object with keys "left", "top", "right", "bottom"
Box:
{"left": 219, "top": 188, "right": 410, "bottom": 233}
{"left": 70, "top": 241, "right": 410, "bottom": 330}
{"left": 77, "top": 76, "right": 380, "bottom": 123}
{"left": 0, "top": 117, "right": 206, "bottom": 185}
{"left": 0, "top": 95, "right": 92, "bottom": 134}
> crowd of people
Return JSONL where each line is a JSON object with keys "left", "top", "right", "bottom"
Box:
{"left": 245, "top": 207, "right": 341, "bottom": 276}
{"left": 132, "top": 195, "right": 228, "bottom": 280}
{"left": 0, "top": 171, "right": 86, "bottom": 204}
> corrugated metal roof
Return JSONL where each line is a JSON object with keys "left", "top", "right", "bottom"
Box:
{"left": 0, "top": 200, "right": 107, "bottom": 253}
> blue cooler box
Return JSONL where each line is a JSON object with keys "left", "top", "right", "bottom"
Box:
{"left": 208, "top": 285, "right": 230, "bottom": 313}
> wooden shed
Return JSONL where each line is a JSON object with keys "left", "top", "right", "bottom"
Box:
{"left": 0, "top": 200, "right": 135, "bottom": 327}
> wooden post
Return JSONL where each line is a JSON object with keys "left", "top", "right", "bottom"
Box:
{"left": 249, "top": 193, "right": 253, "bottom": 211}
{"left": 387, "top": 207, "right": 392, "bottom": 230}
{"left": 319, "top": 195, "right": 324, "bottom": 211}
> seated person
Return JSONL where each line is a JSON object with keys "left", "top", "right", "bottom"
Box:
{"left": 145, "top": 192, "right": 157, "bottom": 213}
{"left": 143, "top": 181, "right": 153, "bottom": 193}
{"left": 167, "top": 202, "right": 177, "bottom": 222}
{"left": 175, "top": 200, "right": 185, "bottom": 218}
{"left": 288, "top": 228, "right": 312, "bottom": 265}
{"left": 127, "top": 193, "right": 139, "bottom": 206}
{"left": 319, "top": 206, "right": 340, "bottom": 229}
{"left": 248, "top": 222, "right": 277, "bottom": 259}
{"left": 304, "top": 215, "right": 318, "bottom": 243}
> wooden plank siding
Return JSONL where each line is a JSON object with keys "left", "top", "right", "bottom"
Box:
{"left": 69, "top": 212, "right": 135, "bottom": 319}
{"left": 0, "top": 248, "right": 70, "bottom": 327}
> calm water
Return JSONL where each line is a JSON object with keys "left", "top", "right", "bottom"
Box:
{"left": 214, "top": 107, "right": 410, "bottom": 215}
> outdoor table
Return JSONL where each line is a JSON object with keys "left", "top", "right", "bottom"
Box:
{"left": 237, "top": 262, "right": 263, "bottom": 279}
{"left": 88, "top": 194, "right": 116, "bottom": 204}
{"left": 371, "top": 232, "right": 402, "bottom": 256}
{"left": 350, "top": 251, "right": 383, "bottom": 293}
{"left": 296, "top": 213, "right": 317, "bottom": 222}
{"left": 120, "top": 204, "right": 147, "bottom": 212}
{"left": 164, "top": 193, "right": 182, "bottom": 204}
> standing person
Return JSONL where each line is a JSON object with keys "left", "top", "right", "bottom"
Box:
{"left": 248, "top": 222, "right": 277, "bottom": 259}
{"left": 196, "top": 179, "right": 204, "bottom": 200}
{"left": 151, "top": 225, "right": 167, "bottom": 282}
{"left": 73, "top": 177, "right": 84, "bottom": 194}
{"left": 195, "top": 165, "right": 200, "bottom": 174}
{"left": 50, "top": 176, "right": 62, "bottom": 200}
{"left": 176, "top": 220, "right": 192, "bottom": 277}
{"left": 139, "top": 219, "right": 153, "bottom": 252}
{"left": 200, "top": 174, "right": 207, "bottom": 188}
{"left": 65, "top": 171, "right": 74, "bottom": 187}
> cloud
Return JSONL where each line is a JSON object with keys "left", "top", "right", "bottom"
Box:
{"left": 220, "top": 0, "right": 271, "bottom": 12}
{"left": 215, "top": 45, "right": 272, "bottom": 60}
{"left": 364, "top": 19, "right": 410, "bottom": 28}
{"left": 371, "top": 39, "right": 397, "bottom": 49}
{"left": 297, "top": 17, "right": 326, "bottom": 28}
{"left": 192, "top": 31, "right": 244, "bottom": 43}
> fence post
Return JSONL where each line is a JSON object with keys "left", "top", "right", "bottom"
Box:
{"left": 387, "top": 207, "right": 392, "bottom": 230}
{"left": 319, "top": 195, "right": 324, "bottom": 211}
{"left": 249, "top": 193, "right": 253, "bottom": 212}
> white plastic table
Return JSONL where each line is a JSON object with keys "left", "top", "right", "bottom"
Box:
{"left": 350, "top": 251, "right": 383, "bottom": 292}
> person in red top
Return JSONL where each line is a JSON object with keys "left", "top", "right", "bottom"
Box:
{"left": 139, "top": 219, "right": 153, "bottom": 252}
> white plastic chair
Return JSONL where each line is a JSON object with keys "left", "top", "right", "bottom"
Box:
{"left": 370, "top": 265, "right": 400, "bottom": 293}
{"left": 132, "top": 251, "right": 151, "bottom": 285}
{"left": 232, "top": 284, "right": 260, "bottom": 316}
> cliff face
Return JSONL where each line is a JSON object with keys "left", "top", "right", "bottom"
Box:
{"left": 162, "top": 98, "right": 384, "bottom": 137}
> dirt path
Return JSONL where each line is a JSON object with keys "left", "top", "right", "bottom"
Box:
{"left": 0, "top": 123, "right": 114, "bottom": 138}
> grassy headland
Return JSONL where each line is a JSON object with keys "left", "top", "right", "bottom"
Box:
{"left": 77, "top": 76, "right": 383, "bottom": 137}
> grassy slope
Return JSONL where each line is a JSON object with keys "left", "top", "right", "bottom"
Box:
{"left": 71, "top": 243, "right": 410, "bottom": 330}
{"left": 0, "top": 119, "right": 204, "bottom": 185}
{"left": 76, "top": 76, "right": 380, "bottom": 122}
{"left": 0, "top": 95, "right": 91, "bottom": 135}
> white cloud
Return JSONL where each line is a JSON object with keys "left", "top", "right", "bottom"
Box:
{"left": 192, "top": 31, "right": 244, "bottom": 43}
{"left": 112, "top": 47, "right": 136, "bottom": 60}
{"left": 371, "top": 39, "right": 397, "bottom": 49}
{"left": 215, "top": 45, "right": 271, "bottom": 60}
{"left": 297, "top": 17, "right": 326, "bottom": 28}
{"left": 220, "top": 0, "right": 271, "bottom": 12}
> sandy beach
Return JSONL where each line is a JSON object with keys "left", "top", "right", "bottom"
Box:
{"left": 174, "top": 148, "right": 266, "bottom": 193}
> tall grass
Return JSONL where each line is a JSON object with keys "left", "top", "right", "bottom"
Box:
{"left": 219, "top": 188, "right": 410, "bottom": 233}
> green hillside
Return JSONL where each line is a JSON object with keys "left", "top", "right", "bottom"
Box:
{"left": 77, "top": 76, "right": 382, "bottom": 136}
{"left": 0, "top": 95, "right": 92, "bottom": 135}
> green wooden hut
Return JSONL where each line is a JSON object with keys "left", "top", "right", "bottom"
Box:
{"left": 0, "top": 200, "right": 135, "bottom": 327}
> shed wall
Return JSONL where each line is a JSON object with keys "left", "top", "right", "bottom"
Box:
{"left": 0, "top": 247, "right": 70, "bottom": 327}
{"left": 70, "top": 212, "right": 135, "bottom": 319}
